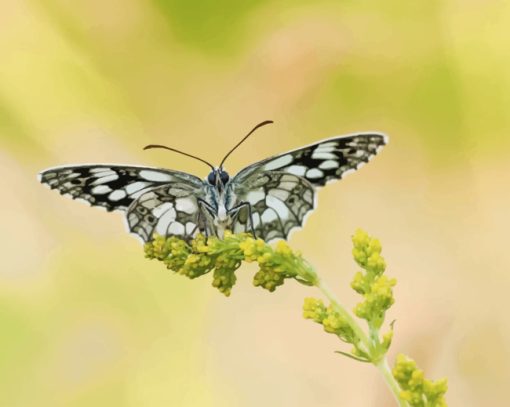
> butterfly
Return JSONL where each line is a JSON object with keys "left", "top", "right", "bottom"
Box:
{"left": 39, "top": 121, "right": 388, "bottom": 243}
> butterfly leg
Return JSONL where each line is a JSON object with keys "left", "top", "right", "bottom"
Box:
{"left": 228, "top": 201, "right": 256, "bottom": 238}
{"left": 197, "top": 198, "right": 216, "bottom": 241}
{"left": 192, "top": 210, "right": 204, "bottom": 238}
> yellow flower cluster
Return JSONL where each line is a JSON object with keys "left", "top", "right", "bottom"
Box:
{"left": 303, "top": 298, "right": 359, "bottom": 346}
{"left": 351, "top": 229, "right": 396, "bottom": 330}
{"left": 144, "top": 231, "right": 317, "bottom": 296}
{"left": 393, "top": 354, "right": 448, "bottom": 406}
{"left": 241, "top": 238, "right": 317, "bottom": 291}
{"left": 145, "top": 229, "right": 449, "bottom": 403}
{"left": 302, "top": 229, "right": 396, "bottom": 363}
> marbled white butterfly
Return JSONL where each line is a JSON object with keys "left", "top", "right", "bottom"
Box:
{"left": 39, "top": 121, "right": 387, "bottom": 243}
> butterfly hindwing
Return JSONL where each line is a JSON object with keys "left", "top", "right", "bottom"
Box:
{"left": 126, "top": 183, "right": 203, "bottom": 242}
{"left": 38, "top": 165, "right": 204, "bottom": 212}
{"left": 232, "top": 171, "right": 315, "bottom": 241}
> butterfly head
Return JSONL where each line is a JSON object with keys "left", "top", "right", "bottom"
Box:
{"left": 143, "top": 120, "right": 273, "bottom": 191}
{"left": 207, "top": 168, "right": 230, "bottom": 188}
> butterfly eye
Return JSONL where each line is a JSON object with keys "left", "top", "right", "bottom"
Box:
{"left": 207, "top": 172, "right": 216, "bottom": 185}
{"left": 220, "top": 171, "right": 229, "bottom": 184}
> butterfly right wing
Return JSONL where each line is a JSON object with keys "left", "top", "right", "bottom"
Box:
{"left": 234, "top": 133, "right": 387, "bottom": 188}
{"left": 230, "top": 171, "right": 315, "bottom": 242}
{"left": 230, "top": 132, "right": 388, "bottom": 242}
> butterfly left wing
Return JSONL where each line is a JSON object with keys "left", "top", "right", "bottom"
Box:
{"left": 230, "top": 132, "right": 387, "bottom": 241}
{"left": 39, "top": 164, "right": 206, "bottom": 242}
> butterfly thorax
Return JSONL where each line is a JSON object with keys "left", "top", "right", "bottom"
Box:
{"left": 204, "top": 168, "right": 237, "bottom": 238}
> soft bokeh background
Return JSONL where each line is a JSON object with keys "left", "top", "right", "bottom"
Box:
{"left": 1, "top": 1, "right": 509, "bottom": 406}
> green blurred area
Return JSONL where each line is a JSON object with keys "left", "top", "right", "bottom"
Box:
{"left": 1, "top": 1, "right": 509, "bottom": 406}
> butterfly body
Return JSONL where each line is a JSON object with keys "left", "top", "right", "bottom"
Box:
{"left": 202, "top": 169, "right": 238, "bottom": 238}
{"left": 39, "top": 131, "right": 387, "bottom": 243}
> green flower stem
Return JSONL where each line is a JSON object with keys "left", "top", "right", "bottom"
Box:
{"left": 316, "top": 279, "right": 408, "bottom": 407}
{"left": 376, "top": 357, "right": 410, "bottom": 407}
{"left": 316, "top": 280, "right": 371, "bottom": 352}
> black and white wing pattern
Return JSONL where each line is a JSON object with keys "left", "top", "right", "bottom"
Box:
{"left": 126, "top": 183, "right": 204, "bottom": 242}
{"left": 38, "top": 164, "right": 205, "bottom": 242}
{"left": 231, "top": 171, "right": 315, "bottom": 241}
{"left": 231, "top": 133, "right": 387, "bottom": 241}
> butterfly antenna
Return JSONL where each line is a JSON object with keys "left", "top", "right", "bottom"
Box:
{"left": 219, "top": 120, "right": 274, "bottom": 168}
{"left": 143, "top": 144, "right": 215, "bottom": 171}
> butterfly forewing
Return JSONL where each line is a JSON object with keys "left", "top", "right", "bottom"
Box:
{"left": 39, "top": 165, "right": 204, "bottom": 212}
{"left": 234, "top": 133, "right": 387, "bottom": 188}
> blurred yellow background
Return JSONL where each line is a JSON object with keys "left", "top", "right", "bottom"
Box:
{"left": 1, "top": 1, "right": 509, "bottom": 406}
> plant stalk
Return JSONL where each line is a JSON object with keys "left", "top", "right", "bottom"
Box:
{"left": 315, "top": 279, "right": 408, "bottom": 407}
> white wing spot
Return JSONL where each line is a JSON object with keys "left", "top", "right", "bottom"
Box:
{"left": 233, "top": 222, "right": 245, "bottom": 233}
{"left": 252, "top": 213, "right": 260, "bottom": 228}
{"left": 139, "top": 170, "right": 174, "bottom": 182}
{"left": 263, "top": 154, "right": 293, "bottom": 171}
{"left": 91, "top": 174, "right": 119, "bottom": 185}
{"left": 319, "top": 160, "right": 339, "bottom": 170}
{"left": 126, "top": 181, "right": 150, "bottom": 194}
{"left": 261, "top": 208, "right": 278, "bottom": 223}
{"left": 168, "top": 187, "right": 191, "bottom": 197}
{"left": 318, "top": 141, "right": 337, "bottom": 148}
{"left": 153, "top": 202, "right": 175, "bottom": 218}
{"left": 156, "top": 208, "right": 177, "bottom": 235}
{"left": 246, "top": 190, "right": 265, "bottom": 204}
{"left": 312, "top": 152, "right": 337, "bottom": 160}
{"left": 90, "top": 168, "right": 112, "bottom": 173}
{"left": 306, "top": 168, "right": 324, "bottom": 179}
{"left": 91, "top": 185, "right": 112, "bottom": 195}
{"left": 303, "top": 190, "right": 314, "bottom": 205}
{"left": 130, "top": 188, "right": 154, "bottom": 200}
{"left": 269, "top": 188, "right": 290, "bottom": 202}
{"left": 266, "top": 195, "right": 290, "bottom": 219}
{"left": 169, "top": 222, "right": 185, "bottom": 235}
{"left": 108, "top": 190, "right": 127, "bottom": 201}
{"left": 281, "top": 174, "right": 298, "bottom": 182}
{"left": 315, "top": 145, "right": 336, "bottom": 153}
{"left": 286, "top": 165, "right": 307, "bottom": 176}
{"left": 279, "top": 181, "right": 297, "bottom": 191}
{"left": 342, "top": 168, "right": 356, "bottom": 177}
{"left": 175, "top": 197, "right": 197, "bottom": 214}
{"left": 185, "top": 222, "right": 196, "bottom": 235}
{"left": 93, "top": 170, "right": 117, "bottom": 177}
